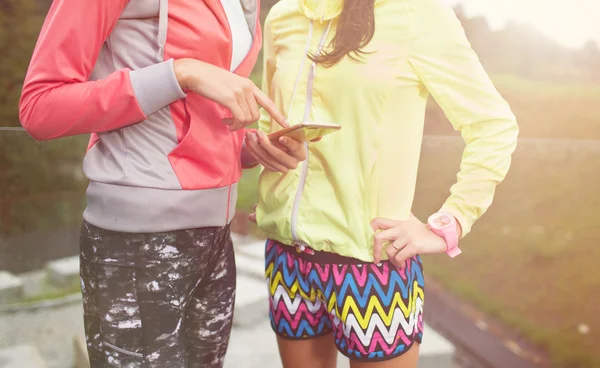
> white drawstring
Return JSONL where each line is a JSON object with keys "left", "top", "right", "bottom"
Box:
{"left": 157, "top": 0, "right": 169, "bottom": 58}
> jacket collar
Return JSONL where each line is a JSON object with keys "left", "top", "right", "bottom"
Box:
{"left": 298, "top": 0, "right": 343, "bottom": 21}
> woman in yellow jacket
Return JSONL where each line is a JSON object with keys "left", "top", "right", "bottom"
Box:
{"left": 244, "top": 0, "right": 518, "bottom": 367}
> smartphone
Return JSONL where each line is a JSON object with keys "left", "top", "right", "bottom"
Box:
{"left": 268, "top": 122, "right": 341, "bottom": 142}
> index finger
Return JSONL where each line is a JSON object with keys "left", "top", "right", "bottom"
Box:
{"left": 252, "top": 86, "right": 289, "bottom": 128}
{"left": 373, "top": 228, "right": 400, "bottom": 265}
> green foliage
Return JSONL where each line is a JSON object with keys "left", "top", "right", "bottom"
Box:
{"left": 414, "top": 134, "right": 600, "bottom": 368}
{"left": 0, "top": 0, "right": 88, "bottom": 235}
{"left": 0, "top": 133, "right": 88, "bottom": 195}
{"left": 237, "top": 166, "right": 261, "bottom": 213}
{"left": 0, "top": 133, "right": 88, "bottom": 235}
{"left": 454, "top": 6, "right": 600, "bottom": 83}
{"left": 0, "top": 0, "right": 42, "bottom": 125}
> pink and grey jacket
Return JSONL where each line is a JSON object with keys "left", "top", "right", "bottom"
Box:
{"left": 19, "top": 0, "right": 261, "bottom": 233}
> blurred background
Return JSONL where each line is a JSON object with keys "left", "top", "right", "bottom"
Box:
{"left": 0, "top": 0, "right": 599, "bottom": 367}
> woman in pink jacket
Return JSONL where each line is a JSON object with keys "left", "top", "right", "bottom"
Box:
{"left": 19, "top": 0, "right": 301, "bottom": 366}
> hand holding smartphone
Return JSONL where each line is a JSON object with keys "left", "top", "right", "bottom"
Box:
{"left": 243, "top": 122, "right": 340, "bottom": 174}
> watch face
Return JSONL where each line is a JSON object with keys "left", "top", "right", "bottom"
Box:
{"left": 429, "top": 212, "right": 455, "bottom": 230}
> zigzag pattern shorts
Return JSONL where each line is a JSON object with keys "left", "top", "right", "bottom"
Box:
{"left": 265, "top": 240, "right": 425, "bottom": 362}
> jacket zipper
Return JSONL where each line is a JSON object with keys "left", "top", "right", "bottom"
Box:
{"left": 215, "top": 0, "right": 235, "bottom": 223}
{"left": 291, "top": 142, "right": 310, "bottom": 240}
{"left": 290, "top": 21, "right": 332, "bottom": 242}
{"left": 216, "top": 1, "right": 261, "bottom": 224}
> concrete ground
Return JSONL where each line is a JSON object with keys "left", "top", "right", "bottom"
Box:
{"left": 0, "top": 235, "right": 457, "bottom": 368}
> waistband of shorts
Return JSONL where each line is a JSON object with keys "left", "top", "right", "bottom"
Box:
{"left": 268, "top": 239, "right": 370, "bottom": 265}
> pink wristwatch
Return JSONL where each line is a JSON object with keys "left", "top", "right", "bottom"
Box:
{"left": 427, "top": 211, "right": 462, "bottom": 258}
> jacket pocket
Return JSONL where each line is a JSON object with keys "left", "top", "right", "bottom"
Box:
{"left": 168, "top": 99, "right": 238, "bottom": 189}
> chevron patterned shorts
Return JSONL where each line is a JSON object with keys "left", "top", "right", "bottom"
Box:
{"left": 265, "top": 240, "right": 424, "bottom": 362}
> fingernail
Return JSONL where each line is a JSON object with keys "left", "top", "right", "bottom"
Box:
{"left": 250, "top": 133, "right": 257, "bottom": 141}
{"left": 279, "top": 137, "right": 287, "bottom": 144}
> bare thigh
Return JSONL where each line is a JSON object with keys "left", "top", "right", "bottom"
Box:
{"left": 350, "top": 343, "right": 420, "bottom": 368}
{"left": 277, "top": 335, "right": 339, "bottom": 368}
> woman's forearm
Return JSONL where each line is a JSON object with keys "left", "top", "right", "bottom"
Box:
{"left": 19, "top": 0, "right": 186, "bottom": 141}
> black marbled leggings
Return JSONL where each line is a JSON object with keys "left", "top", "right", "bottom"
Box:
{"left": 79, "top": 222, "right": 236, "bottom": 368}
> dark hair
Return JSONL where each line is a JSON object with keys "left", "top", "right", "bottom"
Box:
{"left": 311, "top": 0, "right": 376, "bottom": 67}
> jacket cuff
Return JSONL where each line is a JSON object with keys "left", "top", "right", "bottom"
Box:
{"left": 129, "top": 59, "right": 186, "bottom": 116}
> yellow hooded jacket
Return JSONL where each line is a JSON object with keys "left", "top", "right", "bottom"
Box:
{"left": 256, "top": 0, "right": 519, "bottom": 262}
